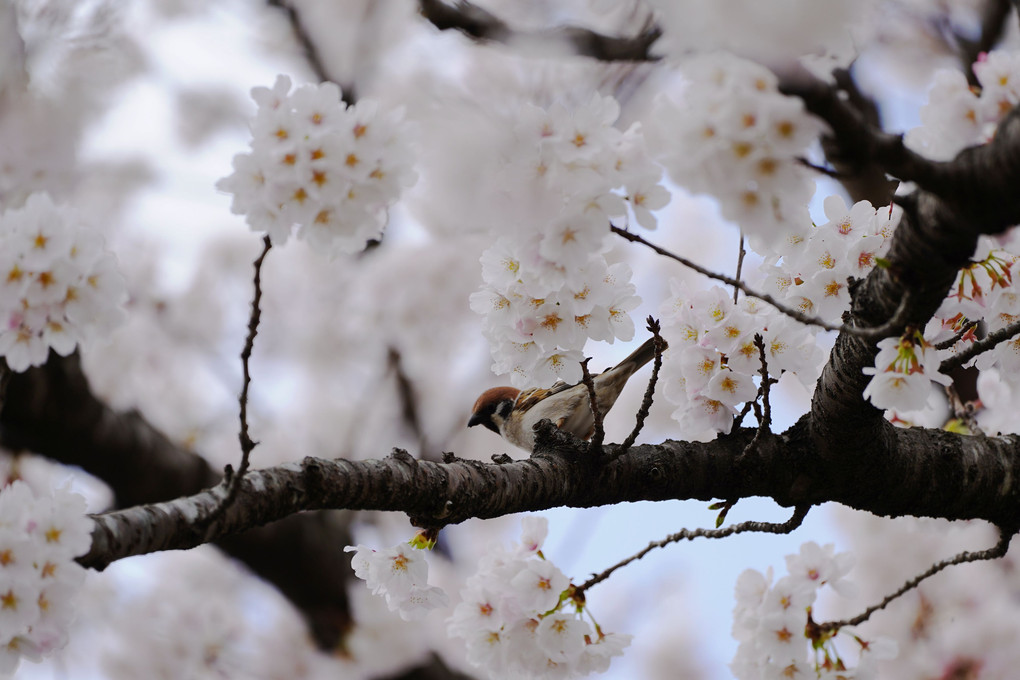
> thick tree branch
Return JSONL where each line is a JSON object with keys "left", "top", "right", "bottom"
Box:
{"left": 80, "top": 421, "right": 1020, "bottom": 570}
{"left": 0, "top": 353, "right": 353, "bottom": 649}
{"left": 816, "top": 69, "right": 900, "bottom": 206}
{"left": 0, "top": 352, "right": 218, "bottom": 507}
{"left": 787, "top": 78, "right": 1020, "bottom": 234}
{"left": 784, "top": 76, "right": 1020, "bottom": 467}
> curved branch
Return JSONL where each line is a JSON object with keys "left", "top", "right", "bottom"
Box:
{"left": 574, "top": 505, "right": 810, "bottom": 598}
{"left": 818, "top": 526, "right": 1015, "bottom": 633}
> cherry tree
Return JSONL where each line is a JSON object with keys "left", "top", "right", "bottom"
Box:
{"left": 2, "top": 0, "right": 1020, "bottom": 678}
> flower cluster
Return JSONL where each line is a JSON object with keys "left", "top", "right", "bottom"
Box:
{"left": 658, "top": 282, "right": 824, "bottom": 441}
{"left": 0, "top": 481, "right": 93, "bottom": 675}
{"left": 650, "top": 52, "right": 823, "bottom": 252}
{"left": 0, "top": 192, "right": 127, "bottom": 372}
{"left": 217, "top": 75, "right": 416, "bottom": 255}
{"left": 345, "top": 541, "right": 449, "bottom": 621}
{"left": 471, "top": 94, "right": 666, "bottom": 387}
{"left": 905, "top": 49, "right": 1020, "bottom": 160}
{"left": 862, "top": 330, "right": 953, "bottom": 413}
{"left": 448, "top": 517, "right": 630, "bottom": 679}
{"left": 860, "top": 236, "right": 1020, "bottom": 418}
{"left": 656, "top": 196, "right": 900, "bottom": 439}
{"left": 758, "top": 196, "right": 899, "bottom": 322}
{"left": 731, "top": 542, "right": 896, "bottom": 679}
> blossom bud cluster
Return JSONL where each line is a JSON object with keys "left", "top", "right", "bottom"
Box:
{"left": 861, "top": 236, "right": 1020, "bottom": 417}
{"left": 906, "top": 49, "right": 1020, "bottom": 160}
{"left": 345, "top": 542, "right": 449, "bottom": 621}
{"left": 448, "top": 517, "right": 630, "bottom": 679}
{"left": 217, "top": 75, "right": 416, "bottom": 255}
{"left": 471, "top": 94, "right": 668, "bottom": 388}
{"left": 731, "top": 541, "right": 896, "bottom": 680}
{"left": 0, "top": 481, "right": 93, "bottom": 676}
{"left": 862, "top": 331, "right": 952, "bottom": 413}
{"left": 650, "top": 52, "right": 823, "bottom": 252}
{"left": 0, "top": 193, "right": 127, "bottom": 372}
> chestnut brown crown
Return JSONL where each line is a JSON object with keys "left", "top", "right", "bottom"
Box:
{"left": 467, "top": 386, "right": 520, "bottom": 434}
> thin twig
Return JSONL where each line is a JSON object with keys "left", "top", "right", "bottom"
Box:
{"left": 734, "top": 233, "right": 746, "bottom": 304}
{"left": 796, "top": 157, "right": 846, "bottom": 179}
{"left": 734, "top": 396, "right": 756, "bottom": 425}
{"left": 206, "top": 236, "right": 272, "bottom": 526}
{"left": 939, "top": 318, "right": 1020, "bottom": 374}
{"left": 818, "top": 526, "right": 1015, "bottom": 633}
{"left": 612, "top": 318, "right": 666, "bottom": 459}
{"left": 612, "top": 226, "right": 907, "bottom": 340}
{"left": 266, "top": 0, "right": 355, "bottom": 105}
{"left": 580, "top": 358, "right": 605, "bottom": 455}
{"left": 934, "top": 320, "right": 978, "bottom": 351}
{"left": 741, "top": 335, "right": 773, "bottom": 458}
{"left": 574, "top": 505, "right": 811, "bottom": 598}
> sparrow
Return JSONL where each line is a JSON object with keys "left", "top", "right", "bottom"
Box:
{"left": 468, "top": 336, "right": 666, "bottom": 451}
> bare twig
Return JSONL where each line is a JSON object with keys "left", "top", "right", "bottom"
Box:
{"left": 206, "top": 236, "right": 272, "bottom": 526}
{"left": 574, "top": 505, "right": 811, "bottom": 598}
{"left": 818, "top": 526, "right": 1015, "bottom": 633}
{"left": 612, "top": 226, "right": 907, "bottom": 340}
{"left": 580, "top": 358, "right": 605, "bottom": 456}
{"left": 734, "top": 233, "right": 746, "bottom": 304}
{"left": 612, "top": 318, "right": 666, "bottom": 459}
{"left": 939, "top": 318, "right": 1020, "bottom": 374}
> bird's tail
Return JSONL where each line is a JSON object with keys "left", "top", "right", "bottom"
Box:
{"left": 612, "top": 335, "right": 668, "bottom": 375}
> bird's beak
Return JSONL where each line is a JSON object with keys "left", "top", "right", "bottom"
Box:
{"left": 467, "top": 412, "right": 485, "bottom": 428}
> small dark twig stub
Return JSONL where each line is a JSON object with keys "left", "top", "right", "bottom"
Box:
{"left": 613, "top": 318, "right": 666, "bottom": 459}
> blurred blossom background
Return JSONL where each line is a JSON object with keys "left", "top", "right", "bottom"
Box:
{"left": 4, "top": 0, "right": 1019, "bottom": 678}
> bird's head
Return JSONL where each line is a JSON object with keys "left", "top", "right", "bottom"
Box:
{"left": 468, "top": 386, "right": 520, "bottom": 435}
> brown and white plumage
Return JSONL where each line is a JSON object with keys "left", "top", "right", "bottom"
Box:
{"left": 468, "top": 337, "right": 665, "bottom": 451}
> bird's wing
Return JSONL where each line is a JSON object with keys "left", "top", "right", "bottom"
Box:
{"left": 514, "top": 381, "right": 573, "bottom": 412}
